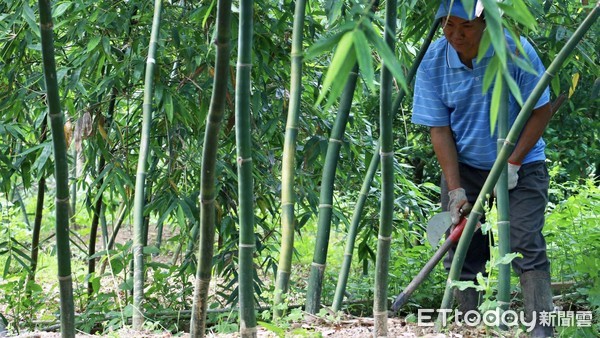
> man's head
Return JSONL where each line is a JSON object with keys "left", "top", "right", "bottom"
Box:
{"left": 437, "top": 0, "right": 486, "bottom": 63}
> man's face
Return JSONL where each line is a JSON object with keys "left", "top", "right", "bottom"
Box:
{"left": 442, "top": 15, "right": 486, "bottom": 59}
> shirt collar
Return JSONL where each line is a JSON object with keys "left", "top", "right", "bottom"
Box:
{"left": 446, "top": 41, "right": 495, "bottom": 69}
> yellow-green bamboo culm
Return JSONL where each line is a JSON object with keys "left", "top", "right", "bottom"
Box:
{"left": 191, "top": 0, "right": 232, "bottom": 336}
{"left": 132, "top": 0, "right": 163, "bottom": 329}
{"left": 438, "top": 3, "right": 599, "bottom": 326}
{"left": 274, "top": 0, "right": 307, "bottom": 318}
{"left": 304, "top": 64, "right": 359, "bottom": 314}
{"left": 235, "top": 0, "right": 257, "bottom": 336}
{"left": 495, "top": 78, "right": 511, "bottom": 327}
{"left": 37, "top": 0, "right": 75, "bottom": 336}
{"left": 332, "top": 18, "right": 440, "bottom": 312}
{"left": 373, "top": 0, "right": 397, "bottom": 336}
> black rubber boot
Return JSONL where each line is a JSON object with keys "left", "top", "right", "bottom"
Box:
{"left": 454, "top": 287, "right": 481, "bottom": 322}
{"left": 520, "top": 270, "right": 554, "bottom": 337}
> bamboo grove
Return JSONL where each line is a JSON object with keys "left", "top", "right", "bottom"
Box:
{"left": 0, "top": 0, "right": 598, "bottom": 337}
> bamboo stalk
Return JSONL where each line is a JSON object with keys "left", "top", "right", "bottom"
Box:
{"left": 332, "top": 18, "right": 440, "bottom": 312}
{"left": 235, "top": 0, "right": 257, "bottom": 336}
{"left": 273, "top": 0, "right": 307, "bottom": 318}
{"left": 37, "top": 0, "right": 75, "bottom": 336}
{"left": 374, "top": 0, "right": 397, "bottom": 336}
{"left": 191, "top": 0, "right": 233, "bottom": 336}
{"left": 28, "top": 120, "right": 48, "bottom": 285}
{"left": 305, "top": 64, "right": 359, "bottom": 314}
{"left": 437, "top": 4, "right": 599, "bottom": 326}
{"left": 495, "top": 78, "right": 510, "bottom": 327}
{"left": 132, "top": 0, "right": 162, "bottom": 329}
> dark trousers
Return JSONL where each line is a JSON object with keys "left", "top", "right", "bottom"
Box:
{"left": 441, "top": 161, "right": 550, "bottom": 281}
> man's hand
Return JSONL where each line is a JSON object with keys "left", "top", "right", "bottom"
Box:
{"left": 507, "top": 162, "right": 521, "bottom": 190}
{"left": 448, "top": 188, "right": 468, "bottom": 225}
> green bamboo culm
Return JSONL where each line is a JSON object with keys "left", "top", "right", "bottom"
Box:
{"left": 304, "top": 64, "right": 359, "bottom": 314}
{"left": 37, "top": 1, "right": 75, "bottom": 336}
{"left": 332, "top": 18, "right": 440, "bottom": 312}
{"left": 273, "top": 0, "right": 307, "bottom": 318}
{"left": 132, "top": 0, "right": 162, "bottom": 329}
{"left": 191, "top": 0, "right": 232, "bottom": 336}
{"left": 373, "top": 0, "right": 397, "bottom": 336}
{"left": 437, "top": 3, "right": 599, "bottom": 327}
{"left": 235, "top": 0, "right": 257, "bottom": 336}
{"left": 495, "top": 78, "right": 511, "bottom": 327}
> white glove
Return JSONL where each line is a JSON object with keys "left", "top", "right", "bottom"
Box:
{"left": 507, "top": 162, "right": 521, "bottom": 190}
{"left": 448, "top": 188, "right": 468, "bottom": 225}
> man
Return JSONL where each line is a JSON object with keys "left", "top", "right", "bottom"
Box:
{"left": 412, "top": 1, "right": 554, "bottom": 337}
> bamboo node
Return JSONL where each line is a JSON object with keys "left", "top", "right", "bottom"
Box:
{"left": 239, "top": 243, "right": 255, "bottom": 248}
{"left": 237, "top": 62, "right": 252, "bottom": 69}
{"left": 147, "top": 57, "right": 156, "bottom": 64}
{"left": 379, "top": 151, "right": 394, "bottom": 157}
{"left": 497, "top": 221, "right": 510, "bottom": 225}
{"left": 237, "top": 156, "right": 252, "bottom": 165}
{"left": 58, "top": 274, "right": 72, "bottom": 282}
{"left": 200, "top": 197, "right": 216, "bottom": 205}
{"left": 373, "top": 310, "right": 388, "bottom": 316}
{"left": 497, "top": 300, "right": 511, "bottom": 306}
{"left": 311, "top": 262, "right": 326, "bottom": 268}
{"left": 329, "top": 138, "right": 342, "bottom": 144}
{"left": 378, "top": 235, "right": 392, "bottom": 241}
{"left": 503, "top": 139, "right": 515, "bottom": 146}
{"left": 55, "top": 196, "right": 70, "bottom": 204}
{"left": 319, "top": 204, "right": 333, "bottom": 209}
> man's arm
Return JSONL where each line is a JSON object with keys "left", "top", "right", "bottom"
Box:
{"left": 508, "top": 102, "right": 553, "bottom": 164}
{"left": 430, "top": 126, "right": 461, "bottom": 190}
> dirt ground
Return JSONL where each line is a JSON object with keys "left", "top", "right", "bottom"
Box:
{"left": 8, "top": 316, "right": 524, "bottom": 337}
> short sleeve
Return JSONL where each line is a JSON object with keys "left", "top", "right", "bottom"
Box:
{"left": 516, "top": 37, "right": 550, "bottom": 109}
{"left": 412, "top": 65, "right": 450, "bottom": 127}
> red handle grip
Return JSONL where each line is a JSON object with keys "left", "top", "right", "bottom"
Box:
{"left": 448, "top": 217, "right": 468, "bottom": 243}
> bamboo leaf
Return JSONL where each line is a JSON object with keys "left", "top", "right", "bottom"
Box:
{"left": 482, "top": 57, "right": 499, "bottom": 92}
{"left": 362, "top": 22, "right": 408, "bottom": 93}
{"left": 87, "top": 36, "right": 102, "bottom": 52}
{"left": 569, "top": 72, "right": 580, "bottom": 98}
{"left": 353, "top": 30, "right": 375, "bottom": 93}
{"left": 490, "top": 71, "right": 503, "bottom": 132}
{"left": 480, "top": 0, "right": 506, "bottom": 66}
{"left": 498, "top": 0, "right": 537, "bottom": 31}
{"left": 503, "top": 69, "right": 523, "bottom": 106}
{"left": 304, "top": 23, "right": 355, "bottom": 60}
{"left": 315, "top": 31, "right": 355, "bottom": 107}
{"left": 322, "top": 51, "right": 356, "bottom": 111}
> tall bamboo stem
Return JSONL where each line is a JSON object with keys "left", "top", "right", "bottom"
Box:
{"left": 305, "top": 64, "right": 359, "bottom": 314}
{"left": 132, "top": 0, "right": 162, "bottom": 329}
{"left": 235, "top": 0, "right": 257, "bottom": 336}
{"left": 273, "top": 0, "right": 307, "bottom": 318}
{"left": 437, "top": 4, "right": 599, "bottom": 326}
{"left": 373, "top": 0, "right": 397, "bottom": 336}
{"left": 495, "top": 78, "right": 510, "bottom": 325}
{"left": 332, "top": 18, "right": 440, "bottom": 311}
{"left": 191, "top": 0, "right": 232, "bottom": 336}
{"left": 38, "top": 1, "right": 75, "bottom": 336}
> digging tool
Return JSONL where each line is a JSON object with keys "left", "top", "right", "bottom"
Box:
{"left": 426, "top": 204, "right": 472, "bottom": 246}
{"left": 391, "top": 209, "right": 476, "bottom": 312}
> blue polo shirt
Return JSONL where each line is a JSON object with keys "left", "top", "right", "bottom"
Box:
{"left": 412, "top": 32, "right": 550, "bottom": 170}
